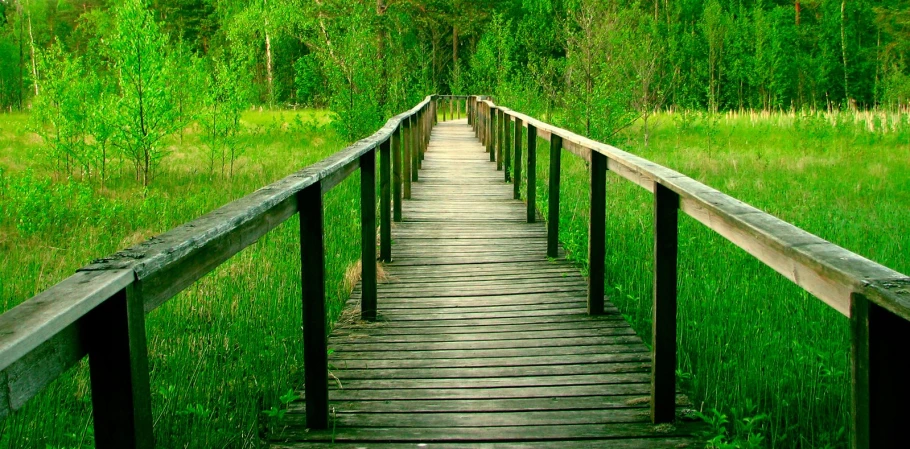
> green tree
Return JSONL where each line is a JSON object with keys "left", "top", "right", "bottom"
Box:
{"left": 108, "top": 0, "right": 179, "bottom": 186}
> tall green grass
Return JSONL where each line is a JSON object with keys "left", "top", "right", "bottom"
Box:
{"left": 526, "top": 109, "right": 910, "bottom": 448}
{"left": 0, "top": 110, "right": 363, "bottom": 448}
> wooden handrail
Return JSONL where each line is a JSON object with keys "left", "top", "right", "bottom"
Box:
{"left": 471, "top": 95, "right": 910, "bottom": 449}
{"left": 0, "top": 95, "right": 438, "bottom": 446}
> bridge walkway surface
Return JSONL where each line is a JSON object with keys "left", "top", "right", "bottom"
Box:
{"left": 267, "top": 119, "right": 701, "bottom": 448}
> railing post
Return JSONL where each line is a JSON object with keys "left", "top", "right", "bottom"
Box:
{"left": 496, "top": 110, "right": 504, "bottom": 170}
{"left": 527, "top": 124, "right": 537, "bottom": 223}
{"left": 851, "top": 293, "right": 910, "bottom": 449}
{"left": 547, "top": 135, "right": 562, "bottom": 258}
{"left": 490, "top": 107, "right": 497, "bottom": 163}
{"left": 298, "top": 182, "right": 329, "bottom": 430}
{"left": 379, "top": 138, "right": 392, "bottom": 260}
{"left": 86, "top": 283, "right": 154, "bottom": 449}
{"left": 411, "top": 115, "right": 419, "bottom": 181}
{"left": 504, "top": 114, "right": 511, "bottom": 181}
{"left": 403, "top": 119, "right": 412, "bottom": 199}
{"left": 651, "top": 183, "right": 679, "bottom": 424}
{"left": 513, "top": 118, "right": 522, "bottom": 200}
{"left": 588, "top": 151, "right": 607, "bottom": 315}
{"left": 416, "top": 111, "right": 423, "bottom": 169}
{"left": 392, "top": 126, "right": 403, "bottom": 222}
{"left": 361, "top": 149, "right": 377, "bottom": 321}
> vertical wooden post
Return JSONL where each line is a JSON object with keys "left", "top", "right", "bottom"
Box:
{"left": 86, "top": 283, "right": 154, "bottom": 449}
{"left": 851, "top": 293, "right": 910, "bottom": 449}
{"left": 467, "top": 98, "right": 472, "bottom": 126}
{"left": 403, "top": 119, "right": 412, "bottom": 199}
{"left": 416, "top": 111, "right": 423, "bottom": 168}
{"left": 411, "top": 115, "right": 419, "bottom": 181}
{"left": 392, "top": 127, "right": 403, "bottom": 222}
{"left": 547, "top": 135, "right": 562, "bottom": 258}
{"left": 651, "top": 183, "right": 679, "bottom": 424}
{"left": 513, "top": 118, "right": 522, "bottom": 200}
{"left": 449, "top": 98, "right": 453, "bottom": 120}
{"left": 490, "top": 108, "right": 497, "bottom": 163}
{"left": 852, "top": 294, "right": 870, "bottom": 449}
{"left": 504, "top": 114, "right": 511, "bottom": 181}
{"left": 456, "top": 98, "right": 460, "bottom": 119}
{"left": 298, "top": 183, "right": 329, "bottom": 430}
{"left": 360, "top": 149, "right": 377, "bottom": 321}
{"left": 588, "top": 152, "right": 607, "bottom": 315}
{"left": 379, "top": 139, "right": 392, "bottom": 261}
{"left": 496, "top": 110, "right": 504, "bottom": 170}
{"left": 527, "top": 124, "right": 537, "bottom": 223}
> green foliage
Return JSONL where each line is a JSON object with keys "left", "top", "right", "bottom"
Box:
{"left": 30, "top": 43, "right": 92, "bottom": 177}
{"left": 108, "top": 0, "right": 180, "bottom": 186}
{"left": 294, "top": 53, "right": 324, "bottom": 107}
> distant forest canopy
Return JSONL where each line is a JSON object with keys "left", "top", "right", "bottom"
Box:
{"left": 1, "top": 1, "right": 909, "bottom": 135}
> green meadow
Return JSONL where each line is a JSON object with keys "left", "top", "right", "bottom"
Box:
{"left": 1, "top": 108, "right": 909, "bottom": 448}
{"left": 528, "top": 109, "right": 910, "bottom": 448}
{"left": 0, "top": 109, "right": 362, "bottom": 448}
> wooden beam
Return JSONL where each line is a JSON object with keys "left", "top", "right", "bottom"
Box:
{"left": 588, "top": 151, "right": 607, "bottom": 315}
{"left": 86, "top": 283, "right": 154, "bottom": 449}
{"left": 379, "top": 139, "right": 392, "bottom": 261}
{"left": 547, "top": 135, "right": 562, "bottom": 258}
{"left": 651, "top": 184, "right": 679, "bottom": 424}
{"left": 298, "top": 183, "right": 328, "bottom": 430}
{"left": 527, "top": 125, "right": 537, "bottom": 224}
{"left": 513, "top": 118, "right": 522, "bottom": 200}
{"left": 361, "top": 150, "right": 377, "bottom": 321}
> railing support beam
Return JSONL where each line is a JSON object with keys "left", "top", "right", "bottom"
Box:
{"left": 86, "top": 283, "right": 154, "bottom": 449}
{"left": 547, "top": 135, "right": 562, "bottom": 258}
{"left": 360, "top": 149, "right": 377, "bottom": 321}
{"left": 298, "top": 183, "right": 329, "bottom": 430}
{"left": 851, "top": 294, "right": 910, "bottom": 449}
{"left": 379, "top": 138, "right": 392, "bottom": 261}
{"left": 527, "top": 125, "right": 537, "bottom": 223}
{"left": 651, "top": 183, "right": 679, "bottom": 424}
{"left": 588, "top": 152, "right": 607, "bottom": 315}
{"left": 513, "top": 118, "right": 522, "bottom": 200}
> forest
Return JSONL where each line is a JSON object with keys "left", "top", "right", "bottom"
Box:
{"left": 1, "top": 0, "right": 910, "bottom": 168}
{"left": 2, "top": 1, "right": 910, "bottom": 448}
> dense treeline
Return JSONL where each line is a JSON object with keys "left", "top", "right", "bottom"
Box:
{"left": 1, "top": 0, "right": 909, "bottom": 177}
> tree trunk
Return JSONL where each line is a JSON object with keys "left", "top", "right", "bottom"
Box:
{"left": 265, "top": 31, "right": 274, "bottom": 105}
{"left": 376, "top": 0, "right": 387, "bottom": 110}
{"left": 17, "top": 2, "right": 24, "bottom": 110}
{"left": 27, "top": 12, "right": 38, "bottom": 97}
{"left": 840, "top": 0, "right": 850, "bottom": 103}
{"left": 453, "top": 25, "right": 458, "bottom": 69}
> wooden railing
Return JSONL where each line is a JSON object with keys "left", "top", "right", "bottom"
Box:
{"left": 0, "top": 96, "right": 445, "bottom": 448}
{"left": 470, "top": 96, "right": 910, "bottom": 449}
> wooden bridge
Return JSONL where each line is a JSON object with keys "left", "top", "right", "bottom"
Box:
{"left": 0, "top": 95, "right": 908, "bottom": 449}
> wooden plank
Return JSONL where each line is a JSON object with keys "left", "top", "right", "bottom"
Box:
{"left": 298, "top": 183, "right": 328, "bottom": 430}
{"left": 273, "top": 422, "right": 699, "bottom": 442}
{"left": 392, "top": 127, "right": 403, "bottom": 222}
{"left": 272, "top": 438, "right": 698, "bottom": 449}
{"left": 0, "top": 269, "right": 132, "bottom": 372}
{"left": 318, "top": 395, "right": 654, "bottom": 413}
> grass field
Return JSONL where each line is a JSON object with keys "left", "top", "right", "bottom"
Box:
{"left": 1, "top": 107, "right": 909, "bottom": 448}
{"left": 0, "top": 109, "right": 362, "bottom": 448}
{"left": 526, "top": 109, "right": 910, "bottom": 448}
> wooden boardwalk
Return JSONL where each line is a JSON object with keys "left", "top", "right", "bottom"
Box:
{"left": 269, "top": 119, "right": 701, "bottom": 448}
